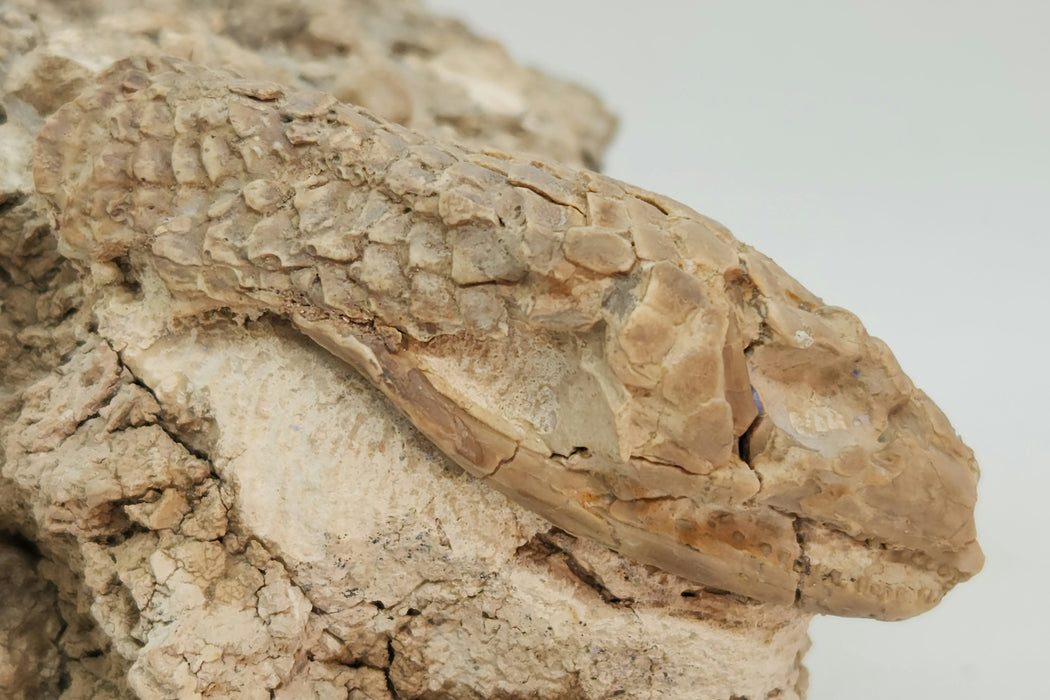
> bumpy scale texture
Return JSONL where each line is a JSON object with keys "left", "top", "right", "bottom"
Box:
{"left": 34, "top": 56, "right": 982, "bottom": 621}
{"left": 2, "top": 3, "right": 810, "bottom": 698}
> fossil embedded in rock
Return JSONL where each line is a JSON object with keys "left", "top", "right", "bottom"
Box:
{"left": 33, "top": 55, "right": 982, "bottom": 621}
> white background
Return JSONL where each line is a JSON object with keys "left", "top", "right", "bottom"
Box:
{"left": 427, "top": 1, "right": 1048, "bottom": 697}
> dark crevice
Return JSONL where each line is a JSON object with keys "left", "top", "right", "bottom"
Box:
{"left": 505, "top": 179, "right": 585, "bottom": 217}
{"left": 550, "top": 445, "right": 590, "bottom": 461}
{"left": 791, "top": 518, "right": 810, "bottom": 605}
{"left": 732, "top": 260, "right": 771, "bottom": 357}
{"left": 515, "top": 531, "right": 556, "bottom": 559}
{"left": 0, "top": 528, "right": 43, "bottom": 559}
{"left": 770, "top": 503, "right": 922, "bottom": 565}
{"left": 113, "top": 256, "right": 142, "bottom": 293}
{"left": 70, "top": 407, "right": 105, "bottom": 439}
{"left": 384, "top": 637, "right": 401, "bottom": 699}
{"left": 537, "top": 532, "right": 630, "bottom": 607}
{"left": 743, "top": 331, "right": 767, "bottom": 356}
{"left": 0, "top": 191, "right": 26, "bottom": 215}
{"left": 56, "top": 666, "right": 72, "bottom": 691}
{"left": 121, "top": 372, "right": 212, "bottom": 464}
{"left": 88, "top": 519, "right": 152, "bottom": 547}
{"left": 486, "top": 442, "right": 520, "bottom": 478}
{"left": 563, "top": 553, "right": 623, "bottom": 605}
{"left": 737, "top": 408, "right": 764, "bottom": 467}
{"left": 629, "top": 453, "right": 696, "bottom": 473}
{"left": 611, "top": 494, "right": 682, "bottom": 505}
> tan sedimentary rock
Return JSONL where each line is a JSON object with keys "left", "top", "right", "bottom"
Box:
{"left": 1, "top": 1, "right": 979, "bottom": 698}
{"left": 1, "top": 0, "right": 615, "bottom": 170}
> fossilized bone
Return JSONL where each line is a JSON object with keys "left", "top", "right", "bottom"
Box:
{"left": 33, "top": 56, "right": 982, "bottom": 620}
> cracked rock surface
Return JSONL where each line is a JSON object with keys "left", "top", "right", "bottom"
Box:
{"left": 2, "top": 0, "right": 977, "bottom": 698}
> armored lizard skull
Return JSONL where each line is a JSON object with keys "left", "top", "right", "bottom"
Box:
{"left": 33, "top": 56, "right": 982, "bottom": 620}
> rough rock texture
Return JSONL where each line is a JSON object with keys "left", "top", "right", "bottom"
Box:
{"left": 0, "top": 0, "right": 615, "bottom": 170}
{"left": 1, "top": 1, "right": 979, "bottom": 698}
